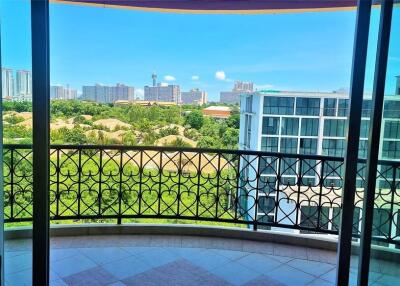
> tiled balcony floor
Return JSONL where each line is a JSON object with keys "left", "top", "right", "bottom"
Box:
{"left": 4, "top": 234, "right": 399, "bottom": 286}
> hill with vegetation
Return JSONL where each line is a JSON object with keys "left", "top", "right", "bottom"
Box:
{"left": 2, "top": 100, "right": 240, "bottom": 149}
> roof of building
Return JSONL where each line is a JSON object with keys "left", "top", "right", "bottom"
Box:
{"left": 114, "top": 100, "right": 178, "bottom": 106}
{"left": 203, "top": 106, "right": 231, "bottom": 112}
{"left": 249, "top": 90, "right": 400, "bottom": 100}
{"left": 247, "top": 90, "right": 349, "bottom": 99}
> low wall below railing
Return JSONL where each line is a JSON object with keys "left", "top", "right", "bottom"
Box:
{"left": 4, "top": 223, "right": 400, "bottom": 263}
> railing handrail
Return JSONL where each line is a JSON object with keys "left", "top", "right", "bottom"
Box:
{"left": 4, "top": 144, "right": 400, "bottom": 167}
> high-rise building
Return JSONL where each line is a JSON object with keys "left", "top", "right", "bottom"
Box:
{"left": 152, "top": 72, "right": 157, "bottom": 87}
{"left": 65, "top": 86, "right": 78, "bottom": 100}
{"left": 234, "top": 81, "right": 253, "bottom": 92}
{"left": 396, "top": 75, "right": 400, "bottom": 95}
{"left": 144, "top": 74, "right": 181, "bottom": 103}
{"left": 181, "top": 88, "right": 207, "bottom": 105}
{"left": 50, "top": 85, "right": 78, "bottom": 100}
{"left": 2, "top": 68, "right": 14, "bottom": 100}
{"left": 82, "top": 83, "right": 134, "bottom": 103}
{"left": 16, "top": 70, "right": 32, "bottom": 100}
{"left": 239, "top": 89, "right": 400, "bottom": 233}
{"left": 50, "top": 85, "right": 64, "bottom": 99}
{"left": 110, "top": 84, "right": 135, "bottom": 102}
{"left": 220, "top": 81, "right": 253, "bottom": 104}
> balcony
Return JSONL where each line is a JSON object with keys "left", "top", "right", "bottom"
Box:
{"left": 3, "top": 145, "right": 400, "bottom": 285}
{"left": 3, "top": 230, "right": 397, "bottom": 286}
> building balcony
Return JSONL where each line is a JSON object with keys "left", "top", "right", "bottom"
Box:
{"left": 3, "top": 145, "right": 400, "bottom": 285}
{"left": 5, "top": 225, "right": 400, "bottom": 286}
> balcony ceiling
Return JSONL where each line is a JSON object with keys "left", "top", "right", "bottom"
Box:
{"left": 53, "top": 0, "right": 365, "bottom": 13}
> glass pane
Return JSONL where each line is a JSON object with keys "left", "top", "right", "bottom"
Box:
{"left": 1, "top": 0, "right": 33, "bottom": 285}
{"left": 262, "top": 117, "right": 280, "bottom": 135}
{"left": 300, "top": 118, "right": 319, "bottom": 136}
{"left": 367, "top": 4, "right": 400, "bottom": 285}
{"left": 296, "top": 97, "right": 321, "bottom": 116}
{"left": 323, "top": 119, "right": 347, "bottom": 137}
{"left": 281, "top": 117, "right": 299, "bottom": 136}
{"left": 280, "top": 137, "right": 298, "bottom": 154}
{"left": 264, "top": 96, "right": 295, "bottom": 115}
{"left": 324, "top": 98, "right": 337, "bottom": 116}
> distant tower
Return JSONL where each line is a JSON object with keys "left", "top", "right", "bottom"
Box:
{"left": 396, "top": 75, "right": 400, "bottom": 95}
{"left": 152, "top": 72, "right": 157, "bottom": 87}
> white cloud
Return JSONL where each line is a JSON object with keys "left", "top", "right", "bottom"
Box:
{"left": 215, "top": 71, "right": 227, "bottom": 81}
{"left": 191, "top": 75, "right": 200, "bottom": 81}
{"left": 135, "top": 88, "right": 144, "bottom": 99}
{"left": 164, "top": 75, "right": 176, "bottom": 81}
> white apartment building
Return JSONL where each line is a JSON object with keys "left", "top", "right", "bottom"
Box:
{"left": 181, "top": 88, "right": 207, "bottom": 105}
{"left": 50, "top": 85, "right": 78, "bottom": 100}
{"left": 239, "top": 89, "right": 400, "bottom": 239}
{"left": 2, "top": 68, "right": 14, "bottom": 100}
{"left": 16, "top": 70, "right": 32, "bottom": 100}
{"left": 144, "top": 84, "right": 180, "bottom": 104}
{"left": 82, "top": 83, "right": 134, "bottom": 103}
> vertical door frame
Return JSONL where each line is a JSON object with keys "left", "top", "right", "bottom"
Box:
{"left": 0, "top": 20, "right": 4, "bottom": 286}
{"left": 31, "top": 0, "right": 50, "bottom": 285}
{"left": 336, "top": 0, "right": 372, "bottom": 285}
{"left": 358, "top": 0, "right": 394, "bottom": 285}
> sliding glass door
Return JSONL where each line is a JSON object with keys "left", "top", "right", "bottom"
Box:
{"left": 1, "top": 0, "right": 34, "bottom": 285}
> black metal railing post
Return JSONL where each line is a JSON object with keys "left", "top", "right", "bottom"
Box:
{"left": 336, "top": 0, "right": 372, "bottom": 284}
{"left": 117, "top": 149, "right": 123, "bottom": 225}
{"left": 358, "top": 1, "right": 394, "bottom": 284}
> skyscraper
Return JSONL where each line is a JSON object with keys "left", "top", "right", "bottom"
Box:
{"left": 50, "top": 85, "right": 78, "bottom": 100}
{"left": 16, "top": 70, "right": 32, "bottom": 100}
{"left": 2, "top": 68, "right": 14, "bottom": 100}
{"left": 181, "top": 88, "right": 207, "bottom": 105}
{"left": 152, "top": 72, "right": 157, "bottom": 87}
{"left": 144, "top": 74, "right": 181, "bottom": 103}
{"left": 82, "top": 83, "right": 134, "bottom": 103}
{"left": 234, "top": 81, "right": 253, "bottom": 92}
{"left": 220, "top": 81, "right": 253, "bottom": 104}
{"left": 50, "top": 85, "right": 65, "bottom": 99}
{"left": 396, "top": 75, "right": 400, "bottom": 95}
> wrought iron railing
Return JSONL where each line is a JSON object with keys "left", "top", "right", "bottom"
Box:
{"left": 3, "top": 144, "right": 400, "bottom": 246}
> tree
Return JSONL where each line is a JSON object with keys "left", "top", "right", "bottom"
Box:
{"left": 184, "top": 111, "right": 204, "bottom": 130}
{"left": 64, "top": 127, "right": 88, "bottom": 144}
{"left": 72, "top": 115, "right": 92, "bottom": 125}
{"left": 222, "top": 127, "right": 239, "bottom": 148}
{"left": 226, "top": 114, "right": 240, "bottom": 129}
{"left": 159, "top": 126, "right": 179, "bottom": 137}
{"left": 165, "top": 138, "right": 192, "bottom": 148}
{"left": 184, "top": 128, "right": 200, "bottom": 140}
{"left": 197, "top": 136, "right": 222, "bottom": 149}
{"left": 122, "top": 130, "right": 138, "bottom": 146}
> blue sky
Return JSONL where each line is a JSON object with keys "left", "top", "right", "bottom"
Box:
{"left": 1, "top": 0, "right": 399, "bottom": 101}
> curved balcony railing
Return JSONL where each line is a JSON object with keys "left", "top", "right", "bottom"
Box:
{"left": 3, "top": 144, "right": 400, "bottom": 246}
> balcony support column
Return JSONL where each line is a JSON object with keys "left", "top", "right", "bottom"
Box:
{"left": 31, "top": 0, "right": 50, "bottom": 285}
{"left": 336, "top": 0, "right": 372, "bottom": 285}
{"left": 358, "top": 0, "right": 393, "bottom": 285}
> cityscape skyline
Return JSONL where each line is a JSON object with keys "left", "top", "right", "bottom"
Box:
{"left": 2, "top": 1, "right": 399, "bottom": 102}
{"left": 3, "top": 67, "right": 400, "bottom": 105}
